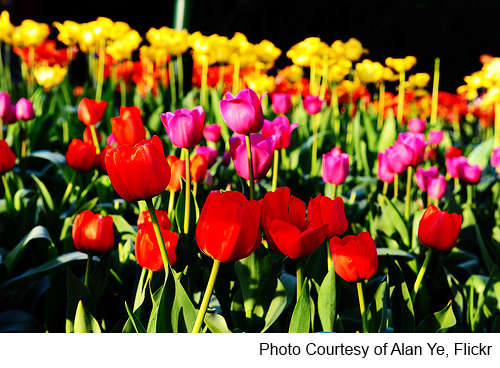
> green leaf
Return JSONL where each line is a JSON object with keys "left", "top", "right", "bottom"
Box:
{"left": 288, "top": 279, "right": 311, "bottom": 333}
{"left": 65, "top": 268, "right": 96, "bottom": 333}
{"left": 318, "top": 266, "right": 337, "bottom": 332}
{"left": 416, "top": 300, "right": 456, "bottom": 332}
{"left": 261, "top": 278, "right": 288, "bottom": 333}
{"left": 387, "top": 255, "right": 415, "bottom": 332}
{"left": 379, "top": 194, "right": 410, "bottom": 248}
{"left": 0, "top": 310, "right": 44, "bottom": 332}
{"left": 468, "top": 137, "right": 494, "bottom": 169}
{"left": 3, "top": 225, "right": 55, "bottom": 277}
{"left": 367, "top": 276, "right": 389, "bottom": 333}
{"left": 31, "top": 174, "right": 54, "bottom": 212}
{"left": 174, "top": 183, "right": 200, "bottom": 245}
{"left": 171, "top": 270, "right": 197, "bottom": 333}
{"left": 377, "top": 109, "right": 397, "bottom": 153}
{"left": 124, "top": 301, "right": 147, "bottom": 333}
{"left": 204, "top": 311, "right": 233, "bottom": 333}
{"left": 74, "top": 300, "right": 101, "bottom": 333}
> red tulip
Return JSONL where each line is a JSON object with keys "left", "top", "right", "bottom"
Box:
{"left": 307, "top": 194, "right": 348, "bottom": 239}
{"left": 196, "top": 190, "right": 261, "bottom": 263}
{"left": 110, "top": 106, "right": 146, "bottom": 146}
{"left": 65, "top": 138, "right": 97, "bottom": 172}
{"left": 135, "top": 221, "right": 178, "bottom": 270}
{"left": 77, "top": 97, "right": 107, "bottom": 126}
{"left": 166, "top": 155, "right": 186, "bottom": 192}
{"left": 329, "top": 231, "right": 378, "bottom": 282}
{"left": 105, "top": 135, "right": 171, "bottom": 202}
{"left": 219, "top": 88, "right": 265, "bottom": 135}
{"left": 260, "top": 187, "right": 328, "bottom": 259}
{"left": 72, "top": 210, "right": 114, "bottom": 255}
{"left": 161, "top": 106, "right": 205, "bottom": 149}
{"left": 418, "top": 205, "right": 462, "bottom": 252}
{"left": 0, "top": 140, "right": 16, "bottom": 175}
{"left": 137, "top": 209, "right": 171, "bottom": 230}
{"left": 94, "top": 145, "right": 113, "bottom": 174}
{"left": 83, "top": 126, "right": 102, "bottom": 145}
{"left": 190, "top": 153, "right": 209, "bottom": 183}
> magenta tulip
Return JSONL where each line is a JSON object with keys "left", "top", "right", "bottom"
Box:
{"left": 261, "top": 116, "right": 299, "bottom": 150}
{"left": 377, "top": 151, "right": 394, "bottom": 183}
{"left": 428, "top": 130, "right": 444, "bottom": 146}
{"left": 161, "top": 106, "right": 205, "bottom": 149}
{"left": 458, "top": 162, "right": 482, "bottom": 185}
{"left": 302, "top": 95, "right": 323, "bottom": 115}
{"left": 203, "top": 124, "right": 222, "bottom": 143}
{"left": 408, "top": 118, "right": 426, "bottom": 133}
{"left": 15, "top": 98, "right": 35, "bottom": 120}
{"left": 0, "top": 92, "right": 12, "bottom": 119}
{"left": 446, "top": 156, "right": 468, "bottom": 178}
{"left": 490, "top": 146, "right": 500, "bottom": 169}
{"left": 271, "top": 93, "right": 292, "bottom": 115}
{"left": 397, "top": 132, "right": 426, "bottom": 167}
{"left": 229, "top": 134, "right": 275, "bottom": 181}
{"left": 219, "top": 88, "right": 265, "bottom": 135}
{"left": 195, "top": 145, "right": 218, "bottom": 166}
{"left": 414, "top": 166, "right": 439, "bottom": 192}
{"left": 322, "top": 149, "right": 349, "bottom": 185}
{"left": 385, "top": 143, "right": 412, "bottom": 174}
{"left": 427, "top": 175, "right": 447, "bottom": 200}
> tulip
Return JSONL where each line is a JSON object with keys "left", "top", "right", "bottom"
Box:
{"left": 427, "top": 130, "right": 444, "bottom": 146}
{"left": 83, "top": 126, "right": 102, "bottom": 146}
{"left": 72, "top": 210, "right": 115, "bottom": 255}
{"left": 110, "top": 106, "right": 146, "bottom": 146}
{"left": 261, "top": 116, "right": 299, "bottom": 150}
{"left": 203, "top": 124, "right": 222, "bottom": 143}
{"left": 491, "top": 146, "right": 500, "bottom": 170}
{"left": 0, "top": 92, "right": 12, "bottom": 119}
{"left": 397, "top": 132, "right": 426, "bottom": 167}
{"left": 219, "top": 88, "right": 265, "bottom": 135}
{"left": 302, "top": 95, "right": 323, "bottom": 115}
{"left": 271, "top": 93, "right": 292, "bottom": 115}
{"left": 166, "top": 155, "right": 186, "bottom": 192}
{"left": 196, "top": 190, "right": 262, "bottom": 263}
{"left": 0, "top": 140, "right": 16, "bottom": 175}
{"left": 160, "top": 106, "right": 205, "bottom": 149}
{"left": 229, "top": 134, "right": 275, "bottom": 181}
{"left": 135, "top": 218, "right": 178, "bottom": 271}
{"left": 418, "top": 205, "right": 462, "bottom": 252}
{"left": 322, "top": 149, "right": 349, "bottom": 185}
{"left": 15, "top": 97, "right": 35, "bottom": 120}
{"left": 427, "top": 175, "right": 447, "bottom": 200}
{"left": 414, "top": 166, "right": 439, "bottom": 192}
{"left": 105, "top": 135, "right": 171, "bottom": 202}
{"left": 190, "top": 153, "right": 209, "bottom": 183}
{"left": 329, "top": 231, "right": 378, "bottom": 282}
{"left": 408, "top": 118, "right": 426, "bottom": 133}
{"left": 307, "top": 194, "right": 348, "bottom": 239}
{"left": 65, "top": 138, "right": 97, "bottom": 172}
{"left": 195, "top": 145, "right": 218, "bottom": 166}
{"left": 445, "top": 155, "right": 468, "bottom": 179}
{"left": 137, "top": 209, "right": 171, "bottom": 230}
{"left": 94, "top": 145, "right": 113, "bottom": 174}
{"left": 260, "top": 187, "right": 328, "bottom": 260}
{"left": 458, "top": 162, "right": 481, "bottom": 185}
{"left": 377, "top": 151, "right": 394, "bottom": 184}
{"left": 445, "top": 146, "right": 463, "bottom": 159}
{"left": 77, "top": 97, "right": 107, "bottom": 126}
{"left": 385, "top": 143, "right": 412, "bottom": 175}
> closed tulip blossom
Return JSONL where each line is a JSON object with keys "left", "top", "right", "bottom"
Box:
{"left": 427, "top": 130, "right": 444, "bottom": 147}
{"left": 302, "top": 95, "right": 323, "bottom": 115}
{"left": 385, "top": 143, "right": 412, "bottom": 174}
{"left": 65, "top": 138, "right": 97, "bottom": 172}
{"left": 397, "top": 132, "right": 426, "bottom": 167}
{"left": 408, "top": 118, "right": 426, "bottom": 133}
{"left": 196, "top": 190, "right": 262, "bottom": 263}
{"left": 414, "top": 166, "right": 439, "bottom": 192}
{"left": 427, "top": 175, "right": 447, "bottom": 200}
{"left": 0, "top": 92, "right": 12, "bottom": 119}
{"left": 377, "top": 151, "right": 394, "bottom": 183}
{"left": 105, "top": 135, "right": 171, "bottom": 202}
{"left": 72, "top": 210, "right": 114, "bottom": 255}
{"left": 219, "top": 88, "right": 265, "bottom": 135}
{"left": 161, "top": 106, "right": 205, "bottom": 149}
{"left": 15, "top": 97, "right": 35, "bottom": 120}
{"left": 166, "top": 155, "right": 186, "bottom": 192}
{"left": 329, "top": 231, "right": 378, "bottom": 282}
{"left": 445, "top": 146, "right": 463, "bottom": 159}
{"left": 190, "top": 153, "right": 209, "bottom": 183}
{"left": 110, "top": 106, "right": 146, "bottom": 146}
{"left": 446, "top": 155, "right": 468, "bottom": 178}
{"left": 229, "top": 134, "right": 275, "bottom": 181}
{"left": 322, "top": 149, "right": 349, "bottom": 185}
{"left": 0, "top": 140, "right": 16, "bottom": 174}
{"left": 260, "top": 187, "right": 329, "bottom": 259}
{"left": 203, "top": 124, "right": 222, "bottom": 143}
{"left": 195, "top": 145, "right": 218, "bottom": 166}
{"left": 307, "top": 194, "right": 348, "bottom": 239}
{"left": 136, "top": 211, "right": 178, "bottom": 270}
{"left": 458, "top": 162, "right": 482, "bottom": 185}
{"left": 271, "top": 93, "right": 292, "bottom": 115}
{"left": 261, "top": 116, "right": 299, "bottom": 150}
{"left": 418, "top": 205, "right": 462, "bottom": 252}
{"left": 77, "top": 97, "right": 107, "bottom": 126}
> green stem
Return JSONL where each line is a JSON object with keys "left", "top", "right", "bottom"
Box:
{"left": 192, "top": 259, "right": 221, "bottom": 333}
{"left": 90, "top": 125, "right": 101, "bottom": 154}
{"left": 430, "top": 58, "right": 440, "bottom": 127}
{"left": 60, "top": 170, "right": 77, "bottom": 210}
{"left": 120, "top": 79, "right": 127, "bottom": 107}
{"left": 411, "top": 248, "right": 433, "bottom": 303}
{"left": 200, "top": 57, "right": 208, "bottom": 110}
{"left": 169, "top": 59, "right": 177, "bottom": 109}
{"left": 145, "top": 197, "right": 170, "bottom": 272}
{"left": 95, "top": 39, "right": 105, "bottom": 102}
{"left": 404, "top": 166, "right": 413, "bottom": 222}
{"left": 2, "top": 174, "right": 12, "bottom": 211}
{"left": 232, "top": 58, "right": 240, "bottom": 95}
{"left": 245, "top": 135, "right": 255, "bottom": 200}
{"left": 397, "top": 71, "right": 405, "bottom": 125}
{"left": 467, "top": 185, "right": 474, "bottom": 206}
{"left": 394, "top": 173, "right": 399, "bottom": 198}
{"left": 357, "top": 281, "right": 368, "bottom": 333}
{"left": 327, "top": 243, "right": 332, "bottom": 272}
{"left": 177, "top": 54, "right": 184, "bottom": 102}
{"left": 84, "top": 254, "right": 92, "bottom": 289}
{"left": 168, "top": 190, "right": 175, "bottom": 219}
{"left": 20, "top": 120, "right": 28, "bottom": 159}
{"left": 272, "top": 149, "right": 279, "bottom": 191}
{"left": 377, "top": 82, "right": 385, "bottom": 131}
{"left": 382, "top": 181, "right": 388, "bottom": 196}
{"left": 184, "top": 148, "right": 191, "bottom": 236}
{"left": 331, "top": 184, "right": 337, "bottom": 199}
{"left": 311, "top": 113, "right": 320, "bottom": 175}
{"left": 296, "top": 258, "right": 303, "bottom": 302}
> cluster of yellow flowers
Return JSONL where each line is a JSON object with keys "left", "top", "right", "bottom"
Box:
{"left": 458, "top": 57, "right": 500, "bottom": 104}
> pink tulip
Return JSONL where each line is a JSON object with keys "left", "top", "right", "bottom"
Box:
{"left": 303, "top": 95, "right": 323, "bottom": 115}
{"left": 377, "top": 151, "right": 394, "bottom": 184}
{"left": 490, "top": 146, "right": 500, "bottom": 169}
{"left": 397, "top": 132, "right": 426, "bottom": 167}
{"left": 414, "top": 166, "right": 439, "bottom": 192}
{"left": 385, "top": 143, "right": 412, "bottom": 174}
{"left": 219, "top": 88, "right": 265, "bottom": 135}
{"left": 428, "top": 130, "right": 444, "bottom": 146}
{"left": 195, "top": 145, "right": 218, "bottom": 166}
{"left": 261, "top": 116, "right": 299, "bottom": 150}
{"left": 446, "top": 156, "right": 468, "bottom": 178}
{"left": 271, "top": 93, "right": 292, "bottom": 114}
{"left": 428, "top": 176, "right": 447, "bottom": 200}
{"left": 408, "top": 118, "right": 426, "bottom": 133}
{"left": 203, "top": 124, "right": 222, "bottom": 143}
{"left": 459, "top": 162, "right": 482, "bottom": 185}
{"left": 322, "top": 148, "right": 349, "bottom": 185}
{"left": 161, "top": 106, "right": 205, "bottom": 149}
{"left": 15, "top": 98, "right": 35, "bottom": 120}
{"left": 229, "top": 134, "right": 276, "bottom": 181}
{"left": 0, "top": 92, "right": 12, "bottom": 119}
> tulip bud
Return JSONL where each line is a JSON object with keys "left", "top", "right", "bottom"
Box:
{"left": 271, "top": 93, "right": 292, "bottom": 115}
{"left": 65, "top": 138, "right": 97, "bottom": 172}
{"left": 161, "top": 106, "right": 205, "bottom": 149}
{"left": 418, "top": 205, "right": 462, "bottom": 252}
{"left": 72, "top": 210, "right": 114, "bottom": 255}
{"left": 15, "top": 97, "right": 35, "bottom": 120}
{"left": 110, "top": 106, "right": 146, "bottom": 146}
{"left": 322, "top": 149, "right": 349, "bottom": 185}
{"left": 302, "top": 95, "right": 323, "bottom": 115}
{"left": 0, "top": 140, "right": 16, "bottom": 174}
{"left": 219, "top": 88, "right": 265, "bottom": 135}
{"left": 77, "top": 97, "right": 107, "bottom": 126}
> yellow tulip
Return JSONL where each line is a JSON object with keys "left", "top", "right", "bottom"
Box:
{"left": 287, "top": 37, "right": 329, "bottom": 67}
{"left": 0, "top": 10, "right": 15, "bottom": 44}
{"left": 355, "top": 59, "right": 384, "bottom": 84}
{"left": 254, "top": 39, "right": 281, "bottom": 65}
{"left": 281, "top": 64, "right": 303, "bottom": 83}
{"left": 408, "top": 72, "right": 431, "bottom": 88}
{"left": 34, "top": 64, "right": 68, "bottom": 90}
{"left": 209, "top": 34, "right": 234, "bottom": 64}
{"left": 12, "top": 19, "right": 50, "bottom": 48}
{"left": 53, "top": 20, "right": 81, "bottom": 47}
{"left": 243, "top": 73, "right": 275, "bottom": 96}
{"left": 385, "top": 56, "right": 417, "bottom": 73}
{"left": 329, "top": 63, "right": 350, "bottom": 83}
{"left": 343, "top": 38, "right": 368, "bottom": 62}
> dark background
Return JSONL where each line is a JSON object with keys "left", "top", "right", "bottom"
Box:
{"left": 6, "top": 0, "right": 500, "bottom": 93}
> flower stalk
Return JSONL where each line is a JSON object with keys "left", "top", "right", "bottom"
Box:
{"left": 357, "top": 281, "right": 369, "bottom": 333}
{"left": 192, "top": 259, "right": 221, "bottom": 333}
{"left": 411, "top": 248, "right": 433, "bottom": 303}
{"left": 245, "top": 135, "right": 255, "bottom": 200}
{"left": 145, "top": 197, "right": 170, "bottom": 272}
